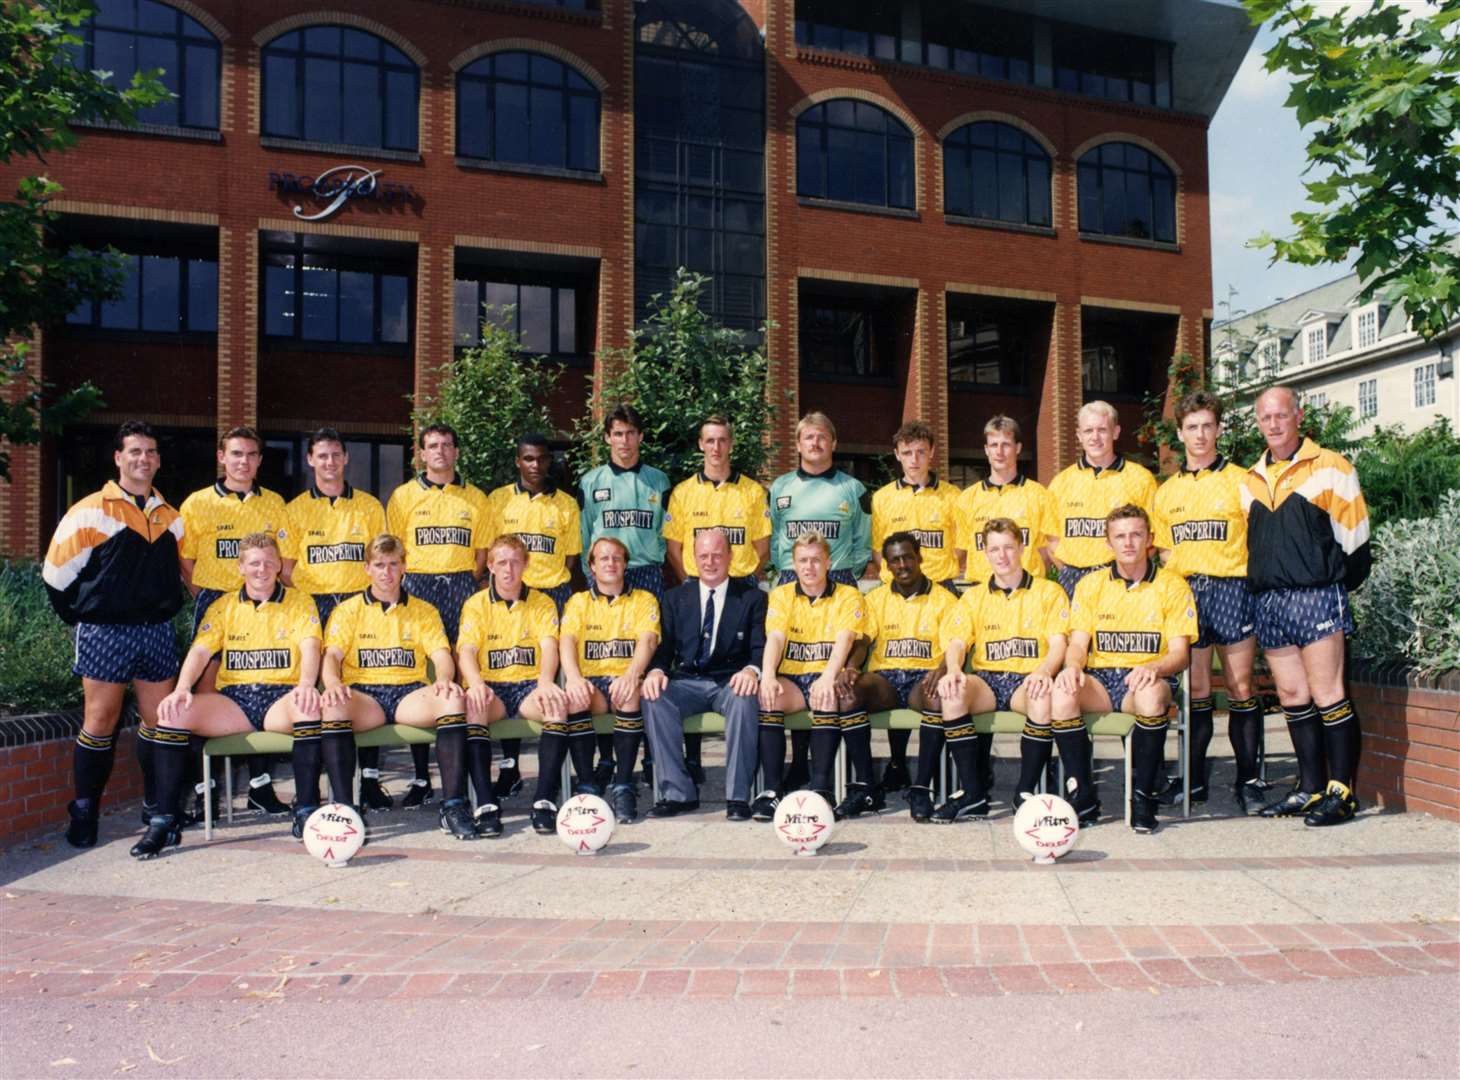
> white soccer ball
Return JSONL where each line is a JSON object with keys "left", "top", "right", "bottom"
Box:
{"left": 556, "top": 793, "right": 616, "bottom": 855}
{"left": 772, "top": 790, "right": 835, "bottom": 856}
{"left": 1013, "top": 793, "right": 1081, "bottom": 863}
{"left": 303, "top": 803, "right": 366, "bottom": 867}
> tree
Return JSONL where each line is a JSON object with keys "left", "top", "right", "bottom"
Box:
{"left": 1353, "top": 418, "right": 1460, "bottom": 527}
{"left": 413, "top": 309, "right": 562, "bottom": 491}
{"left": 570, "top": 269, "right": 781, "bottom": 479}
{"left": 1, "top": 0, "right": 167, "bottom": 480}
{"left": 1245, "top": 0, "right": 1460, "bottom": 341}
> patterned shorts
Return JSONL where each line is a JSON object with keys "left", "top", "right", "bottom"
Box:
{"left": 625, "top": 564, "right": 666, "bottom": 599}
{"left": 1255, "top": 584, "right": 1354, "bottom": 650}
{"left": 785, "top": 671, "right": 821, "bottom": 704}
{"left": 540, "top": 581, "right": 574, "bottom": 615}
{"left": 354, "top": 682, "right": 426, "bottom": 725}
{"left": 72, "top": 621, "right": 179, "bottom": 684}
{"left": 311, "top": 592, "right": 355, "bottom": 632}
{"left": 190, "top": 587, "right": 225, "bottom": 643}
{"left": 970, "top": 669, "right": 1027, "bottom": 712}
{"left": 1056, "top": 564, "right": 1105, "bottom": 599}
{"left": 488, "top": 679, "right": 538, "bottom": 718}
{"left": 1086, "top": 667, "right": 1180, "bottom": 710}
{"left": 776, "top": 568, "right": 861, "bottom": 588}
{"left": 587, "top": 674, "right": 617, "bottom": 698}
{"left": 1188, "top": 575, "right": 1257, "bottom": 648}
{"left": 402, "top": 571, "right": 478, "bottom": 644}
{"left": 219, "top": 683, "right": 294, "bottom": 731}
{"left": 875, "top": 667, "right": 928, "bottom": 709}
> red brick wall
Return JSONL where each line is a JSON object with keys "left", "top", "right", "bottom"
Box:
{"left": 0, "top": 728, "right": 143, "bottom": 849}
{"left": 1355, "top": 682, "right": 1460, "bottom": 823}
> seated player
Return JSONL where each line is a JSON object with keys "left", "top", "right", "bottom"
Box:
{"left": 936, "top": 519, "right": 1070, "bottom": 824}
{"left": 131, "top": 533, "right": 323, "bottom": 858}
{"left": 457, "top": 535, "right": 570, "bottom": 838}
{"left": 560, "top": 538, "right": 661, "bottom": 824}
{"left": 1053, "top": 505, "right": 1197, "bottom": 834}
{"left": 755, "top": 532, "right": 869, "bottom": 820}
{"left": 847, "top": 532, "right": 957, "bottom": 819}
{"left": 319, "top": 535, "right": 467, "bottom": 838}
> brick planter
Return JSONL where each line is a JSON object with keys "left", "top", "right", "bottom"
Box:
{"left": 0, "top": 707, "right": 142, "bottom": 848}
{"left": 1352, "top": 662, "right": 1460, "bottom": 822}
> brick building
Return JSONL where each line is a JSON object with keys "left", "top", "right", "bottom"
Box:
{"left": 0, "top": 0, "right": 1253, "bottom": 557}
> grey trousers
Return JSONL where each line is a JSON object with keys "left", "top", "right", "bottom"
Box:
{"left": 643, "top": 676, "right": 759, "bottom": 803}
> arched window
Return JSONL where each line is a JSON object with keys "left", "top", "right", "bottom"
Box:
{"left": 797, "top": 100, "right": 914, "bottom": 210}
{"left": 456, "top": 52, "right": 599, "bottom": 172}
{"left": 943, "top": 121, "right": 1050, "bottom": 227}
{"left": 71, "top": 0, "right": 220, "bottom": 129}
{"left": 1077, "top": 142, "right": 1175, "bottom": 243}
{"left": 262, "top": 27, "right": 418, "bottom": 151}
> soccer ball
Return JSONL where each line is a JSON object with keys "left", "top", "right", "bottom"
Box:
{"left": 302, "top": 803, "right": 366, "bottom": 867}
{"left": 1013, "top": 794, "right": 1081, "bottom": 863}
{"left": 772, "top": 790, "right": 835, "bottom": 856}
{"left": 556, "top": 793, "right": 616, "bottom": 855}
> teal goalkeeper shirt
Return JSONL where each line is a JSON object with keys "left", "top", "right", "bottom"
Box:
{"left": 578, "top": 461, "right": 671, "bottom": 569}
{"left": 768, "top": 467, "right": 872, "bottom": 573}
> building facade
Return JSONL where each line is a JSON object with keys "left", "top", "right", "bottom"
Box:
{"left": 0, "top": 0, "right": 1253, "bottom": 557}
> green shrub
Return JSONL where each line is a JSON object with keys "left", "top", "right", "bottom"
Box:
{"left": 1353, "top": 419, "right": 1460, "bottom": 530}
{"left": 1352, "top": 489, "right": 1460, "bottom": 674}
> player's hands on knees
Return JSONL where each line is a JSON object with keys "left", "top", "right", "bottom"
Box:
{"left": 565, "top": 677, "right": 593, "bottom": 713}
{"left": 728, "top": 667, "right": 758, "bottom": 696}
{"left": 1025, "top": 673, "right": 1053, "bottom": 700}
{"left": 758, "top": 676, "right": 782, "bottom": 711}
{"left": 809, "top": 675, "right": 838, "bottom": 712}
{"left": 432, "top": 678, "right": 461, "bottom": 699}
{"left": 321, "top": 683, "right": 351, "bottom": 709}
{"left": 608, "top": 674, "right": 636, "bottom": 710}
{"left": 536, "top": 679, "right": 568, "bottom": 713}
{"left": 1127, "top": 664, "right": 1159, "bottom": 692}
{"left": 465, "top": 683, "right": 494, "bottom": 721}
{"left": 1054, "top": 667, "right": 1083, "bottom": 695}
{"left": 158, "top": 689, "right": 192, "bottom": 725}
{"left": 938, "top": 671, "right": 966, "bottom": 702}
{"left": 641, "top": 669, "right": 667, "bottom": 701}
{"left": 291, "top": 683, "right": 321, "bottom": 717}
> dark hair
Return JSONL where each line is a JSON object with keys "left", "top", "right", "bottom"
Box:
{"left": 1175, "top": 390, "right": 1224, "bottom": 426}
{"left": 604, "top": 402, "right": 644, "bottom": 436}
{"left": 882, "top": 530, "right": 922, "bottom": 557}
{"left": 418, "top": 422, "right": 458, "bottom": 449}
{"left": 114, "top": 420, "right": 156, "bottom": 451}
{"left": 306, "top": 426, "right": 345, "bottom": 452}
{"left": 516, "top": 432, "right": 551, "bottom": 453}
{"left": 1105, "top": 503, "right": 1151, "bottom": 533}
{"left": 893, "top": 420, "right": 935, "bottom": 448}
{"left": 219, "top": 425, "right": 261, "bottom": 452}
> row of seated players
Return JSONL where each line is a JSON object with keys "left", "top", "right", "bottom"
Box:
{"left": 128, "top": 501, "right": 1193, "bottom": 857}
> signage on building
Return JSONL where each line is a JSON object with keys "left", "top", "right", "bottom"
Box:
{"left": 267, "top": 165, "right": 420, "bottom": 221}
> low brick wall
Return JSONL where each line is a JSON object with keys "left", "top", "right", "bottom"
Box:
{"left": 0, "top": 708, "right": 142, "bottom": 847}
{"left": 1353, "top": 663, "right": 1460, "bottom": 823}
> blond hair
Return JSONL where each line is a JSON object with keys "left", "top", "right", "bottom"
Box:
{"left": 796, "top": 411, "right": 837, "bottom": 441}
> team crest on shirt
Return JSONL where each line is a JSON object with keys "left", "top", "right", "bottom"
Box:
{"left": 200, "top": 622, "right": 212, "bottom": 632}
{"left": 838, "top": 502, "right": 849, "bottom": 514}
{"left": 1186, "top": 608, "right": 1196, "bottom": 620}
{"left": 777, "top": 496, "right": 792, "bottom": 510}
{"left": 276, "top": 628, "right": 288, "bottom": 639}
{"left": 402, "top": 628, "right": 414, "bottom": 642}
{"left": 458, "top": 511, "right": 472, "bottom": 521}
{"left": 593, "top": 488, "right": 611, "bottom": 503}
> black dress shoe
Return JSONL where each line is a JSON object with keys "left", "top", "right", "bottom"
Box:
{"left": 725, "top": 800, "right": 752, "bottom": 821}
{"left": 647, "top": 799, "right": 699, "bottom": 818}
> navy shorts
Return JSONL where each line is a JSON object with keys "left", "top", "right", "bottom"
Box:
{"left": 190, "top": 587, "right": 225, "bottom": 643}
{"left": 785, "top": 671, "right": 821, "bottom": 703}
{"left": 874, "top": 667, "right": 928, "bottom": 709}
{"left": 776, "top": 568, "right": 861, "bottom": 588}
{"left": 1188, "top": 575, "right": 1256, "bottom": 648}
{"left": 72, "top": 621, "right": 179, "bottom": 684}
{"left": 402, "top": 571, "right": 478, "bottom": 644}
{"left": 625, "top": 564, "right": 666, "bottom": 599}
{"left": 311, "top": 591, "right": 355, "bottom": 632}
{"left": 1087, "top": 667, "right": 1180, "bottom": 709}
{"left": 1255, "top": 585, "right": 1354, "bottom": 650}
{"left": 971, "top": 669, "right": 1027, "bottom": 712}
{"left": 488, "top": 679, "right": 538, "bottom": 717}
{"left": 219, "top": 683, "right": 293, "bottom": 731}
{"left": 541, "top": 581, "right": 574, "bottom": 615}
{"left": 587, "top": 674, "right": 617, "bottom": 698}
{"left": 1056, "top": 564, "right": 1104, "bottom": 599}
{"left": 354, "top": 682, "right": 426, "bottom": 724}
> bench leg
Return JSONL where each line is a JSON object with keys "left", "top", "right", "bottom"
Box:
{"left": 225, "top": 760, "right": 234, "bottom": 825}
{"left": 203, "top": 754, "right": 214, "bottom": 841}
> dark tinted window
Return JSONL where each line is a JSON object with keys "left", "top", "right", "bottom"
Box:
{"left": 800, "top": 300, "right": 891, "bottom": 378}
{"left": 1054, "top": 24, "right": 1171, "bottom": 108}
{"left": 71, "top": 0, "right": 220, "bottom": 129}
{"left": 453, "top": 277, "right": 580, "bottom": 358}
{"left": 1077, "top": 142, "right": 1176, "bottom": 243}
{"left": 797, "top": 100, "right": 914, "bottom": 210}
{"left": 946, "top": 297, "right": 1038, "bottom": 389}
{"left": 262, "top": 237, "right": 411, "bottom": 347}
{"left": 944, "top": 122, "right": 1050, "bottom": 226}
{"left": 457, "top": 52, "right": 600, "bottom": 171}
{"left": 262, "top": 27, "right": 418, "bottom": 151}
{"left": 67, "top": 251, "right": 217, "bottom": 333}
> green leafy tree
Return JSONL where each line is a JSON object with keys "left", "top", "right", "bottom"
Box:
{"left": 570, "top": 268, "right": 781, "bottom": 480}
{"left": 1, "top": 0, "right": 168, "bottom": 480}
{"left": 1353, "top": 418, "right": 1460, "bottom": 527}
{"left": 1244, "top": 0, "right": 1460, "bottom": 341}
{"left": 412, "top": 308, "right": 561, "bottom": 490}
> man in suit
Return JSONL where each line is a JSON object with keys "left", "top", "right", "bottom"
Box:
{"left": 641, "top": 530, "right": 767, "bottom": 820}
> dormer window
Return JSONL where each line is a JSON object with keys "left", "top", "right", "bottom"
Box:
{"left": 1304, "top": 323, "right": 1326, "bottom": 365}
{"left": 1257, "top": 337, "right": 1280, "bottom": 378}
{"left": 1355, "top": 305, "right": 1379, "bottom": 349}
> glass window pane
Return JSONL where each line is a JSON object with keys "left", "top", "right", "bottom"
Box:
{"left": 338, "top": 270, "right": 374, "bottom": 342}
{"left": 303, "top": 27, "right": 340, "bottom": 54}
{"left": 265, "top": 259, "right": 294, "bottom": 336}
{"left": 385, "top": 70, "right": 416, "bottom": 149}
{"left": 826, "top": 128, "right": 856, "bottom": 201}
{"left": 1152, "top": 176, "right": 1175, "bottom": 242}
{"left": 972, "top": 149, "right": 998, "bottom": 218}
{"left": 888, "top": 139, "right": 913, "bottom": 208}
{"left": 827, "top": 100, "right": 855, "bottom": 128}
{"left": 484, "top": 282, "right": 516, "bottom": 330}
{"left": 495, "top": 82, "right": 529, "bottom": 161}
{"left": 636, "top": 224, "right": 674, "bottom": 267}
{"left": 853, "top": 131, "right": 885, "bottom": 205}
{"left": 182, "top": 44, "right": 218, "bottom": 127}
{"left": 67, "top": 299, "right": 93, "bottom": 325}
{"left": 1102, "top": 168, "right": 1126, "bottom": 235}
{"left": 301, "top": 263, "right": 336, "bottom": 340}
{"left": 519, "top": 285, "right": 551, "bottom": 353}
{"left": 137, "top": 36, "right": 178, "bottom": 125}
{"left": 496, "top": 52, "right": 528, "bottom": 81}
{"left": 530, "top": 55, "right": 562, "bottom": 84}
{"left": 945, "top": 153, "right": 970, "bottom": 216}
{"left": 138, "top": 1, "right": 175, "bottom": 33}
{"left": 557, "top": 287, "right": 576, "bottom": 354}
{"left": 377, "top": 444, "right": 404, "bottom": 499}
{"left": 93, "top": 29, "right": 137, "bottom": 88}
{"left": 997, "top": 153, "right": 1025, "bottom": 222}
{"left": 341, "top": 29, "right": 377, "bottom": 60}
{"left": 344, "top": 442, "right": 371, "bottom": 492}
{"left": 263, "top": 54, "right": 298, "bottom": 136}
{"left": 93, "top": 0, "right": 131, "bottom": 28}
{"left": 567, "top": 94, "right": 597, "bottom": 170}
{"left": 303, "top": 58, "right": 341, "bottom": 142}
{"left": 100, "top": 254, "right": 140, "bottom": 329}
{"left": 1027, "top": 157, "right": 1051, "bottom": 225}
{"left": 454, "top": 280, "right": 479, "bottom": 345}
{"left": 380, "top": 275, "right": 409, "bottom": 343}
{"left": 529, "top": 86, "right": 565, "bottom": 165}
{"left": 458, "top": 79, "right": 488, "bottom": 156}
{"left": 342, "top": 61, "right": 381, "bottom": 147}
{"left": 1078, "top": 162, "right": 1101, "bottom": 231}
{"left": 187, "top": 259, "right": 217, "bottom": 331}
{"left": 140, "top": 255, "right": 180, "bottom": 331}
{"left": 685, "top": 228, "right": 713, "bottom": 271}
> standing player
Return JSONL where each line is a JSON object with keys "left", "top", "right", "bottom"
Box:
{"left": 956, "top": 416, "right": 1058, "bottom": 585}
{"left": 560, "top": 538, "right": 661, "bottom": 823}
{"left": 867, "top": 420, "right": 962, "bottom": 792}
{"left": 457, "top": 536, "right": 570, "bottom": 837}
{"left": 134, "top": 533, "right": 324, "bottom": 857}
{"left": 1053, "top": 506, "right": 1197, "bottom": 833}
{"left": 43, "top": 421, "right": 185, "bottom": 848}
{"left": 1242, "top": 386, "right": 1371, "bottom": 827}
{"left": 385, "top": 422, "right": 491, "bottom": 808}
{"left": 1153, "top": 392, "right": 1263, "bottom": 813}
{"left": 755, "top": 532, "right": 870, "bottom": 820}
{"left": 284, "top": 428, "right": 390, "bottom": 809}
{"left": 849, "top": 534, "right": 957, "bottom": 818}
{"left": 936, "top": 520, "right": 1071, "bottom": 822}
{"left": 178, "top": 426, "right": 291, "bottom": 817}
{"left": 768, "top": 412, "right": 871, "bottom": 790}
{"left": 1048, "top": 402, "right": 1158, "bottom": 597}
{"left": 485, "top": 432, "right": 584, "bottom": 798}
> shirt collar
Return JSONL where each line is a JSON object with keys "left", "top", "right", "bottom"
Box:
{"left": 981, "top": 473, "right": 1027, "bottom": 491}
{"left": 488, "top": 580, "right": 530, "bottom": 607}
{"left": 1109, "top": 560, "right": 1158, "bottom": 588}
{"left": 608, "top": 460, "right": 642, "bottom": 476}
{"left": 310, "top": 481, "right": 355, "bottom": 500}
{"left": 896, "top": 473, "right": 939, "bottom": 492}
{"left": 891, "top": 576, "right": 933, "bottom": 599}
{"left": 987, "top": 570, "right": 1034, "bottom": 596}
{"left": 1078, "top": 455, "right": 1126, "bottom": 475}
{"left": 1181, "top": 455, "right": 1226, "bottom": 476}
{"left": 238, "top": 581, "right": 287, "bottom": 607}
{"left": 796, "top": 465, "right": 836, "bottom": 482}
{"left": 214, "top": 480, "right": 260, "bottom": 500}
{"left": 1261, "top": 437, "right": 1319, "bottom": 471}
{"left": 698, "top": 469, "right": 741, "bottom": 486}
{"left": 590, "top": 582, "right": 633, "bottom": 602}
{"left": 514, "top": 479, "right": 558, "bottom": 497}
{"left": 364, "top": 586, "right": 410, "bottom": 608}
{"left": 417, "top": 472, "right": 460, "bottom": 491}
{"left": 103, "top": 480, "right": 164, "bottom": 511}
{"left": 794, "top": 580, "right": 836, "bottom": 602}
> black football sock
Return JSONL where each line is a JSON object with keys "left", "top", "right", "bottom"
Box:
{"left": 535, "top": 726, "right": 568, "bottom": 803}
{"left": 410, "top": 742, "right": 432, "bottom": 785}
{"left": 74, "top": 728, "right": 117, "bottom": 804}
{"left": 841, "top": 711, "right": 873, "bottom": 786}
{"left": 887, "top": 727, "right": 911, "bottom": 771}
{"left": 246, "top": 754, "right": 271, "bottom": 784}
{"left": 136, "top": 725, "right": 160, "bottom": 812}
{"left": 684, "top": 732, "right": 703, "bottom": 768}
{"left": 596, "top": 732, "right": 615, "bottom": 768}
{"left": 790, "top": 729, "right": 810, "bottom": 772}
{"left": 612, "top": 711, "right": 643, "bottom": 785}
{"left": 913, "top": 711, "right": 944, "bottom": 788}
{"left": 943, "top": 714, "right": 984, "bottom": 799}
{"left": 567, "top": 713, "right": 598, "bottom": 791}
{"left": 1283, "top": 702, "right": 1325, "bottom": 792}
{"left": 320, "top": 717, "right": 356, "bottom": 805}
{"left": 180, "top": 739, "right": 204, "bottom": 816}
{"left": 757, "top": 711, "right": 785, "bottom": 791}
{"left": 151, "top": 725, "right": 192, "bottom": 818}
{"left": 974, "top": 731, "right": 994, "bottom": 783}
{"left": 1051, "top": 716, "right": 1095, "bottom": 809}
{"left": 1189, "top": 696, "right": 1215, "bottom": 792}
{"left": 290, "top": 719, "right": 323, "bottom": 808}
{"left": 358, "top": 745, "right": 382, "bottom": 782}
{"left": 1318, "top": 697, "right": 1358, "bottom": 789}
{"left": 1226, "top": 696, "right": 1262, "bottom": 786}
{"left": 434, "top": 715, "right": 468, "bottom": 802}
{"left": 808, "top": 712, "right": 840, "bottom": 794}
{"left": 499, "top": 738, "right": 523, "bottom": 772}
{"left": 1016, "top": 721, "right": 1055, "bottom": 795}
{"left": 466, "top": 724, "right": 493, "bottom": 806}
{"left": 1131, "top": 715, "right": 1169, "bottom": 798}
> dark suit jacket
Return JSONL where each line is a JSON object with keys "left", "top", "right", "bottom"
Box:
{"left": 652, "top": 578, "right": 767, "bottom": 680}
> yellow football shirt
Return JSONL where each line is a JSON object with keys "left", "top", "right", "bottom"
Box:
{"left": 955, "top": 474, "right": 1058, "bottom": 580}
{"left": 941, "top": 572, "right": 1070, "bottom": 675}
{"left": 385, "top": 474, "right": 491, "bottom": 575}
{"left": 871, "top": 476, "right": 963, "bottom": 584}
{"left": 194, "top": 584, "right": 321, "bottom": 689}
{"left": 862, "top": 579, "right": 958, "bottom": 672}
{"left": 1153, "top": 458, "right": 1249, "bottom": 578}
{"left": 663, "top": 472, "right": 771, "bottom": 579}
{"left": 285, "top": 484, "right": 387, "bottom": 595}
{"left": 1048, "top": 457, "right": 1158, "bottom": 569}
{"left": 457, "top": 584, "right": 561, "bottom": 683}
{"left": 560, "top": 587, "right": 661, "bottom": 677}
{"left": 484, "top": 483, "right": 582, "bottom": 589}
{"left": 178, "top": 482, "right": 291, "bottom": 591}
{"left": 765, "top": 581, "right": 869, "bottom": 677}
{"left": 1070, "top": 563, "right": 1197, "bottom": 669}
{"left": 324, "top": 589, "right": 450, "bottom": 685}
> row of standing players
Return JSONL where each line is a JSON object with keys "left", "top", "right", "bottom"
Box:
{"left": 43, "top": 390, "right": 1371, "bottom": 856}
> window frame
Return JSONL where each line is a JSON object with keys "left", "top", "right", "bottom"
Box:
{"left": 456, "top": 50, "right": 601, "bottom": 173}
{"left": 1355, "top": 305, "right": 1380, "bottom": 350}
{"left": 942, "top": 121, "right": 1052, "bottom": 228}
{"left": 1304, "top": 323, "right": 1327, "bottom": 366}
{"left": 64, "top": 248, "right": 218, "bottom": 338}
{"left": 945, "top": 296, "right": 1037, "bottom": 392}
{"left": 1358, "top": 377, "right": 1378, "bottom": 419}
{"left": 798, "top": 296, "right": 895, "bottom": 382}
{"left": 1414, "top": 362, "right": 1437, "bottom": 408}
{"left": 260, "top": 235, "right": 414, "bottom": 353}
{"left": 796, "top": 99, "right": 916, "bottom": 212}
{"left": 1076, "top": 142, "right": 1176, "bottom": 244}
{"left": 452, "top": 274, "right": 587, "bottom": 364}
